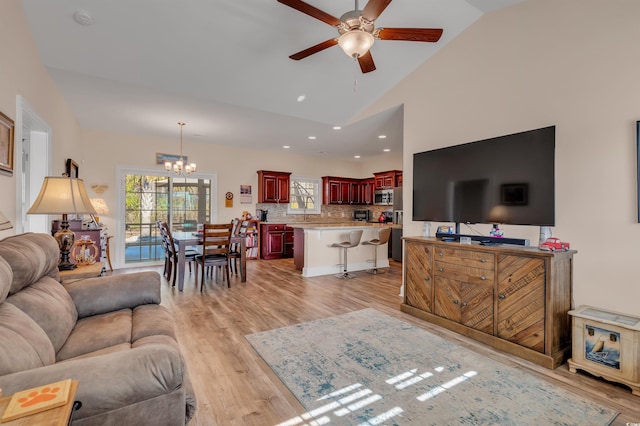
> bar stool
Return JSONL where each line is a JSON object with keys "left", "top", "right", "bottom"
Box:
{"left": 362, "top": 227, "right": 392, "bottom": 274}
{"left": 331, "top": 230, "right": 363, "bottom": 279}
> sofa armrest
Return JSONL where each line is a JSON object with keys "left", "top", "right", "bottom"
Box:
{"left": 0, "top": 343, "right": 186, "bottom": 421}
{"left": 64, "top": 271, "right": 161, "bottom": 318}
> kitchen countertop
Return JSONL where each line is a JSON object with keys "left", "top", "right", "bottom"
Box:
{"left": 288, "top": 222, "right": 397, "bottom": 230}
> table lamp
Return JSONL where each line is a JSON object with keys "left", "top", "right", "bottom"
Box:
{"left": 0, "top": 211, "right": 13, "bottom": 231}
{"left": 89, "top": 198, "right": 109, "bottom": 226}
{"left": 27, "top": 177, "right": 97, "bottom": 270}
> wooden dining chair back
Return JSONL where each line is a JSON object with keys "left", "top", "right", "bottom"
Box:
{"left": 195, "top": 223, "right": 233, "bottom": 290}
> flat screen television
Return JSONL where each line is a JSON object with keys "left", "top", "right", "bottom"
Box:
{"left": 413, "top": 126, "right": 555, "bottom": 226}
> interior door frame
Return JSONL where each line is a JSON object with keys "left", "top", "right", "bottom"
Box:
{"left": 15, "top": 96, "right": 52, "bottom": 234}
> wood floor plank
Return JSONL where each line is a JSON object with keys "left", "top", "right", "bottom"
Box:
{"left": 112, "top": 259, "right": 639, "bottom": 425}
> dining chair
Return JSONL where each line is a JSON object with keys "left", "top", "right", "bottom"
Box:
{"left": 195, "top": 223, "right": 233, "bottom": 291}
{"left": 160, "top": 221, "right": 199, "bottom": 287}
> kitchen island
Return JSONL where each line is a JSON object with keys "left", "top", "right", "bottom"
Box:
{"left": 290, "top": 223, "right": 393, "bottom": 277}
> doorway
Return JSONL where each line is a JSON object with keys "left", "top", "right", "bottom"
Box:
{"left": 16, "top": 96, "right": 51, "bottom": 234}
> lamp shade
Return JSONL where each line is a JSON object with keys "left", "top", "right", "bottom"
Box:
{"left": 28, "top": 177, "right": 97, "bottom": 215}
{"left": 338, "top": 30, "right": 375, "bottom": 58}
{"left": 0, "top": 211, "right": 12, "bottom": 231}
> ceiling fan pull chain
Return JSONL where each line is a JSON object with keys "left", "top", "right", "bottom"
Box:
{"left": 353, "top": 58, "right": 359, "bottom": 93}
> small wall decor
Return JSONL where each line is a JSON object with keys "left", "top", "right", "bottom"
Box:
{"left": 225, "top": 191, "right": 234, "bottom": 208}
{"left": 91, "top": 184, "right": 109, "bottom": 194}
{"left": 65, "top": 159, "right": 79, "bottom": 178}
{"left": 240, "top": 185, "right": 252, "bottom": 204}
{"left": 156, "top": 152, "right": 186, "bottom": 165}
{"left": 0, "top": 110, "right": 15, "bottom": 176}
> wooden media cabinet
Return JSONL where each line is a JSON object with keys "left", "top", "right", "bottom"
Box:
{"left": 401, "top": 236, "right": 576, "bottom": 369}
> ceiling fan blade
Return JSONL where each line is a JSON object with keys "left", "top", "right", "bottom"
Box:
{"left": 289, "top": 39, "right": 338, "bottom": 60}
{"left": 277, "top": 0, "right": 341, "bottom": 26}
{"left": 361, "top": 0, "right": 392, "bottom": 22}
{"left": 378, "top": 27, "right": 443, "bottom": 42}
{"left": 357, "top": 51, "right": 376, "bottom": 73}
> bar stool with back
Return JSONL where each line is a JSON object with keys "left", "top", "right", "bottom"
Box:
{"left": 362, "top": 227, "right": 392, "bottom": 274}
{"left": 331, "top": 230, "right": 363, "bottom": 279}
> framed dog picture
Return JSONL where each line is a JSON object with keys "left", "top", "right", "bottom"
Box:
{"left": 0, "top": 111, "right": 14, "bottom": 176}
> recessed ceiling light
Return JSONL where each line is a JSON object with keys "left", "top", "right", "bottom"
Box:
{"left": 73, "top": 10, "right": 94, "bottom": 26}
{"left": 333, "top": 126, "right": 342, "bottom": 130}
{"left": 308, "top": 136, "right": 316, "bottom": 140}
{"left": 378, "top": 135, "right": 387, "bottom": 139}
{"left": 383, "top": 148, "right": 391, "bottom": 152}
{"left": 283, "top": 145, "right": 290, "bottom": 149}
{"left": 297, "top": 95, "right": 306, "bottom": 102}
{"left": 354, "top": 155, "right": 361, "bottom": 159}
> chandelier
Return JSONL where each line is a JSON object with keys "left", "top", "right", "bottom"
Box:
{"left": 165, "top": 122, "right": 196, "bottom": 175}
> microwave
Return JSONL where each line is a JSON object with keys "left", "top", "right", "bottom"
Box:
{"left": 374, "top": 189, "right": 393, "bottom": 205}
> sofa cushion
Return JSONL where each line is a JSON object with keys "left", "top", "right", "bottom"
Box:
{"left": 132, "top": 304, "right": 176, "bottom": 342}
{"left": 0, "top": 302, "right": 55, "bottom": 375}
{"left": 6, "top": 277, "right": 78, "bottom": 352}
{"left": 56, "top": 309, "right": 132, "bottom": 362}
{"left": 0, "top": 233, "right": 59, "bottom": 294}
{"left": 0, "top": 256, "right": 11, "bottom": 303}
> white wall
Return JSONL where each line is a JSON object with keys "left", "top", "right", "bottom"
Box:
{"left": 78, "top": 127, "right": 402, "bottom": 263}
{"left": 0, "top": 0, "right": 80, "bottom": 240}
{"left": 359, "top": 0, "right": 640, "bottom": 315}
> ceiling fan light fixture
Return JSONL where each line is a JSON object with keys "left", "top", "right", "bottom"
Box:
{"left": 338, "top": 30, "right": 374, "bottom": 58}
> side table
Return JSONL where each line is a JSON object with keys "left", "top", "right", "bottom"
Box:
{"left": 0, "top": 380, "right": 80, "bottom": 425}
{"left": 59, "top": 262, "right": 105, "bottom": 283}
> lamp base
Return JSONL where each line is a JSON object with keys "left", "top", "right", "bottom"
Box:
{"left": 54, "top": 214, "right": 77, "bottom": 271}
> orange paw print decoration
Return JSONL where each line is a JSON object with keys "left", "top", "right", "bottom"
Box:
{"left": 1, "top": 379, "right": 72, "bottom": 422}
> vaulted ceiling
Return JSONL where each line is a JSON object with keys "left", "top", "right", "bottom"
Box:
{"left": 21, "top": 0, "right": 521, "bottom": 160}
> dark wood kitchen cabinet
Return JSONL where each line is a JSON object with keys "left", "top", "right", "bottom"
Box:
{"left": 322, "top": 177, "right": 360, "bottom": 205}
{"left": 374, "top": 170, "right": 402, "bottom": 189}
{"left": 260, "top": 223, "right": 293, "bottom": 260}
{"left": 257, "top": 170, "right": 291, "bottom": 203}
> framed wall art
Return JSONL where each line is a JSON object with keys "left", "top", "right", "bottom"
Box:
{"left": 0, "top": 111, "right": 15, "bottom": 176}
{"left": 65, "top": 158, "right": 79, "bottom": 178}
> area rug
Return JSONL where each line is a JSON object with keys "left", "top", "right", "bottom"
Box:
{"left": 246, "top": 309, "right": 618, "bottom": 426}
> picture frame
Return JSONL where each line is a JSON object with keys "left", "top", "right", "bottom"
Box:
{"left": 65, "top": 158, "right": 79, "bottom": 178}
{"left": 0, "top": 111, "right": 15, "bottom": 176}
{"left": 156, "top": 152, "right": 187, "bottom": 165}
{"left": 637, "top": 121, "right": 640, "bottom": 222}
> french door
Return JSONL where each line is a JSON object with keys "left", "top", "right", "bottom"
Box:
{"left": 120, "top": 170, "right": 214, "bottom": 265}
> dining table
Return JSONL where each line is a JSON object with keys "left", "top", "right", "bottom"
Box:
{"left": 172, "top": 231, "right": 246, "bottom": 291}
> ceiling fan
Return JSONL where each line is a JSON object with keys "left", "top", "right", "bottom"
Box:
{"left": 277, "top": 0, "right": 443, "bottom": 73}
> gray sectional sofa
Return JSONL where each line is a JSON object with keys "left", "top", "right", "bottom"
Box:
{"left": 0, "top": 233, "right": 196, "bottom": 425}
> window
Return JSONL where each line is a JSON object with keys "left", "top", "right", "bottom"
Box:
{"left": 288, "top": 176, "right": 321, "bottom": 215}
{"left": 123, "top": 174, "right": 212, "bottom": 264}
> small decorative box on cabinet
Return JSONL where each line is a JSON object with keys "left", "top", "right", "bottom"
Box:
{"left": 568, "top": 306, "right": 640, "bottom": 396}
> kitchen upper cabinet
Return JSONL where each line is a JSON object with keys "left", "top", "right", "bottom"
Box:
{"left": 361, "top": 178, "right": 375, "bottom": 205}
{"left": 374, "top": 170, "right": 402, "bottom": 189}
{"left": 257, "top": 170, "right": 291, "bottom": 203}
{"left": 322, "top": 177, "right": 359, "bottom": 205}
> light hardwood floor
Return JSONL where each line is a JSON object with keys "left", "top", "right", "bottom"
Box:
{"left": 115, "top": 259, "right": 640, "bottom": 425}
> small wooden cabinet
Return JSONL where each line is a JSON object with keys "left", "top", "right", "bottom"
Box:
{"left": 52, "top": 221, "right": 104, "bottom": 264}
{"left": 402, "top": 237, "right": 575, "bottom": 369}
{"left": 260, "top": 224, "right": 294, "bottom": 260}
{"left": 257, "top": 170, "right": 291, "bottom": 203}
